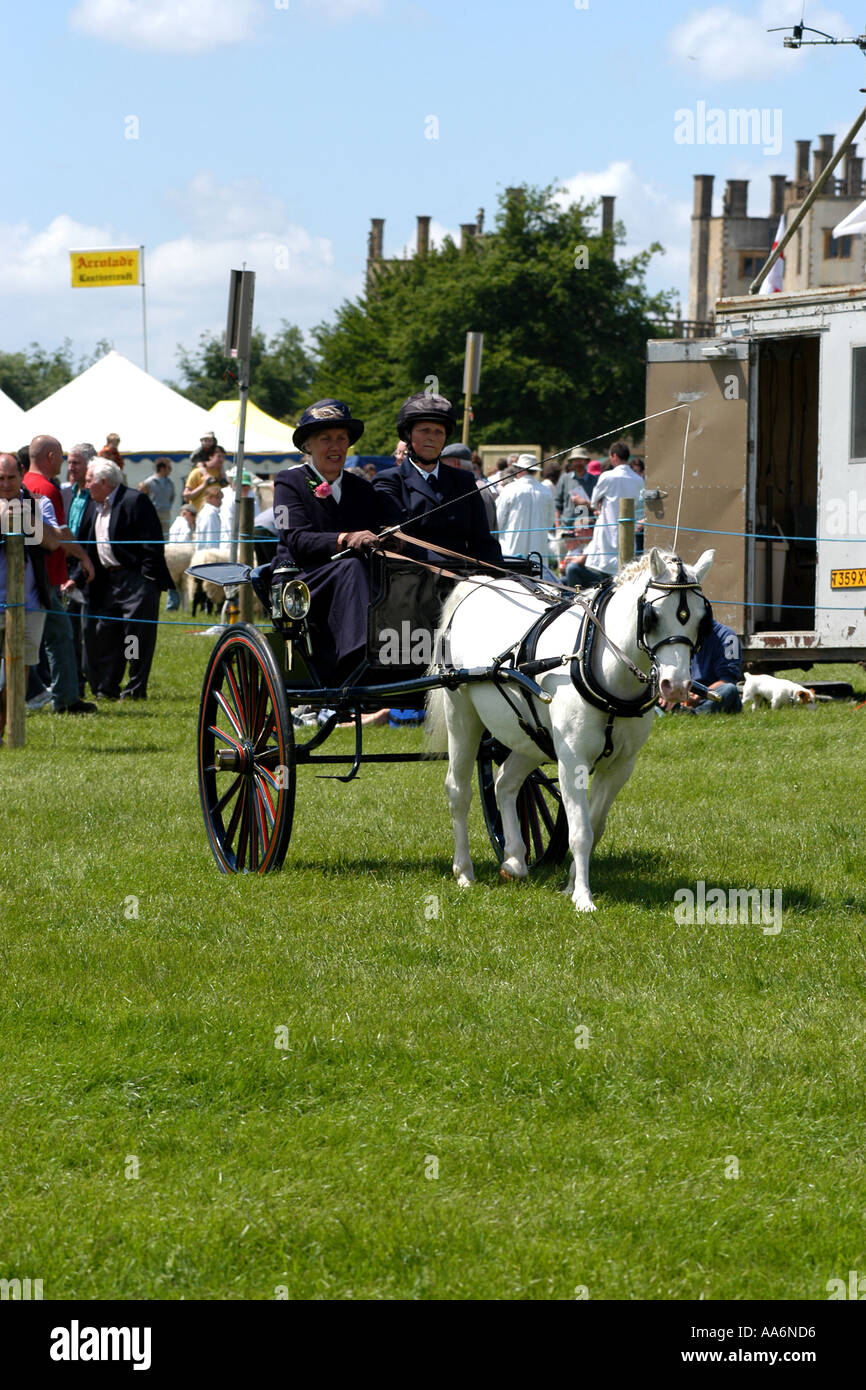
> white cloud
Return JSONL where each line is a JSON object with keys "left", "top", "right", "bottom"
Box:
{"left": 558, "top": 162, "right": 692, "bottom": 303}
{"left": 69, "top": 0, "right": 258, "bottom": 54}
{"left": 668, "top": 1, "right": 850, "bottom": 81}
{"left": 0, "top": 176, "right": 361, "bottom": 379}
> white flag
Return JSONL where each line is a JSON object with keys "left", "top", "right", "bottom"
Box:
{"left": 759, "top": 213, "right": 785, "bottom": 294}
{"left": 833, "top": 197, "right": 866, "bottom": 238}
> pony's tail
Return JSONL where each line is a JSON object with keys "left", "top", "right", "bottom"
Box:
{"left": 424, "top": 687, "right": 448, "bottom": 752}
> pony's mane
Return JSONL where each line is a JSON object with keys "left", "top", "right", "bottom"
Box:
{"left": 614, "top": 550, "right": 682, "bottom": 588}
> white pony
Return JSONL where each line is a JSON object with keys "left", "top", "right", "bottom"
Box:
{"left": 427, "top": 547, "right": 715, "bottom": 913}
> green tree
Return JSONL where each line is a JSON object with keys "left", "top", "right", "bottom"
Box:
{"left": 311, "top": 184, "right": 676, "bottom": 454}
{"left": 172, "top": 321, "right": 315, "bottom": 422}
{"left": 0, "top": 338, "right": 111, "bottom": 412}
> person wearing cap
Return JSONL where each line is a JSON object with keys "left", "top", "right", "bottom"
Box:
{"left": 272, "top": 398, "right": 387, "bottom": 682}
{"left": 494, "top": 454, "right": 555, "bottom": 562}
{"left": 441, "top": 442, "right": 498, "bottom": 530}
{"left": 374, "top": 394, "right": 501, "bottom": 567}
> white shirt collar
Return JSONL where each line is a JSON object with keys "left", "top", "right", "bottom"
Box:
{"left": 410, "top": 459, "right": 439, "bottom": 481}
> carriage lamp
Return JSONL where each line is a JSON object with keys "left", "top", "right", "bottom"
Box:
{"left": 281, "top": 579, "right": 311, "bottom": 621}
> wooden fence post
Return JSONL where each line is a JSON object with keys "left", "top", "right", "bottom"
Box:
{"left": 618, "top": 497, "right": 635, "bottom": 570}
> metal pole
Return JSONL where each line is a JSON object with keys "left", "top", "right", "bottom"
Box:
{"left": 140, "top": 244, "right": 148, "bottom": 373}
{"left": 618, "top": 497, "right": 635, "bottom": 570}
{"left": 230, "top": 359, "right": 250, "bottom": 564}
{"left": 5, "top": 533, "right": 26, "bottom": 747}
{"left": 462, "top": 335, "right": 477, "bottom": 447}
{"left": 750, "top": 102, "right": 866, "bottom": 293}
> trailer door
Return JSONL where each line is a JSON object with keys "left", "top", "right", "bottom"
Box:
{"left": 644, "top": 339, "right": 749, "bottom": 633}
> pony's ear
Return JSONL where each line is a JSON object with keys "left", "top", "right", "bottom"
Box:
{"left": 649, "top": 547, "right": 667, "bottom": 580}
{"left": 692, "top": 549, "right": 715, "bottom": 584}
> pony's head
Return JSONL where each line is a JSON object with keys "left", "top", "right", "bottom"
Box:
{"left": 619, "top": 547, "right": 715, "bottom": 704}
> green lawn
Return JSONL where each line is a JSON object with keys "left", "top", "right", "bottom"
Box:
{"left": 1, "top": 618, "right": 865, "bottom": 1300}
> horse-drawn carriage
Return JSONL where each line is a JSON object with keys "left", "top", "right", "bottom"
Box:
{"left": 193, "top": 550, "right": 569, "bottom": 876}
{"left": 192, "top": 540, "right": 716, "bottom": 914}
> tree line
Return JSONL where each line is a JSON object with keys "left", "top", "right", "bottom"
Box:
{"left": 1, "top": 185, "right": 675, "bottom": 452}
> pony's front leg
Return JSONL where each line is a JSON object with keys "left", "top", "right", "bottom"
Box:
{"left": 589, "top": 752, "right": 639, "bottom": 848}
{"left": 443, "top": 691, "right": 484, "bottom": 887}
{"left": 557, "top": 745, "right": 596, "bottom": 912}
{"left": 495, "top": 751, "right": 539, "bottom": 880}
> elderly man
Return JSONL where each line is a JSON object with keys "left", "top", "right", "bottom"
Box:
{"left": 195, "top": 484, "right": 224, "bottom": 550}
{"left": 495, "top": 454, "right": 555, "bottom": 561}
{"left": 0, "top": 453, "right": 65, "bottom": 742}
{"left": 22, "top": 436, "right": 97, "bottom": 714}
{"left": 59, "top": 443, "right": 97, "bottom": 698}
{"left": 76, "top": 459, "right": 172, "bottom": 701}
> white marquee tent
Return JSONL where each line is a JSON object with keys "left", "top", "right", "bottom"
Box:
{"left": 0, "top": 386, "right": 26, "bottom": 447}
{"left": 22, "top": 351, "right": 295, "bottom": 456}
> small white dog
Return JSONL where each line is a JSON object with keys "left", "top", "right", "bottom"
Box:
{"left": 742, "top": 673, "right": 817, "bottom": 710}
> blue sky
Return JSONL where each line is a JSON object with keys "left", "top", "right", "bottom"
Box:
{"left": 3, "top": 0, "right": 865, "bottom": 384}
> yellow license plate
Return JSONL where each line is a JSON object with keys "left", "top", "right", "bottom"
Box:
{"left": 830, "top": 567, "right": 866, "bottom": 589}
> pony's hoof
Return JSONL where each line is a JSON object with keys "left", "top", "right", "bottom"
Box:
{"left": 572, "top": 896, "right": 597, "bottom": 913}
{"left": 455, "top": 873, "right": 474, "bottom": 889}
{"left": 499, "top": 865, "right": 527, "bottom": 883}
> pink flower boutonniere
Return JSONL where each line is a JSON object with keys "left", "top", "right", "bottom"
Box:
{"left": 312, "top": 480, "right": 332, "bottom": 499}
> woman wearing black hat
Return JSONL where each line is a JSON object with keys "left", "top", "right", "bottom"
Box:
{"left": 374, "top": 393, "right": 501, "bottom": 567}
{"left": 272, "top": 399, "right": 386, "bottom": 682}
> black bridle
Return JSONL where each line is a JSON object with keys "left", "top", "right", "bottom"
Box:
{"left": 635, "top": 559, "right": 713, "bottom": 662}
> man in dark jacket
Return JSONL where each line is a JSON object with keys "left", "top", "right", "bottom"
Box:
{"left": 272, "top": 399, "right": 386, "bottom": 682}
{"left": 373, "top": 393, "right": 501, "bottom": 567}
{"left": 77, "top": 459, "right": 172, "bottom": 701}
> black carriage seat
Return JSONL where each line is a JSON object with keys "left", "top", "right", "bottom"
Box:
{"left": 364, "top": 551, "right": 545, "bottom": 680}
{"left": 258, "top": 550, "right": 545, "bottom": 699}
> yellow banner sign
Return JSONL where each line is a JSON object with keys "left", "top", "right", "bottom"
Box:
{"left": 70, "top": 248, "right": 139, "bottom": 289}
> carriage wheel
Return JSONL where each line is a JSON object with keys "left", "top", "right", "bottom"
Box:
{"left": 477, "top": 733, "right": 569, "bottom": 869}
{"left": 198, "top": 625, "right": 295, "bottom": 873}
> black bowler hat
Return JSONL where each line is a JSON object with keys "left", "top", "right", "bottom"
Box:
{"left": 292, "top": 398, "right": 364, "bottom": 451}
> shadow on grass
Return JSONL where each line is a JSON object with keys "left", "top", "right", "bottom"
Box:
{"left": 85, "top": 745, "right": 169, "bottom": 756}
{"left": 591, "top": 849, "right": 834, "bottom": 913}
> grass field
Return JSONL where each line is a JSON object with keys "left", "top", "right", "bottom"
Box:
{"left": 1, "top": 615, "right": 865, "bottom": 1301}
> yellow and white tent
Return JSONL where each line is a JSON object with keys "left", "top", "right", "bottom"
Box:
{"left": 207, "top": 399, "right": 296, "bottom": 455}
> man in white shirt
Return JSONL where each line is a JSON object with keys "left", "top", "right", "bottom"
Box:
{"left": 495, "top": 454, "right": 555, "bottom": 561}
{"left": 571, "top": 441, "right": 643, "bottom": 577}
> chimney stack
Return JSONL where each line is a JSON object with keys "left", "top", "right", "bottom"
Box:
{"left": 460, "top": 223, "right": 477, "bottom": 251}
{"left": 769, "top": 174, "right": 787, "bottom": 219}
{"left": 795, "top": 140, "right": 811, "bottom": 184}
{"left": 849, "top": 155, "right": 864, "bottom": 199}
{"left": 476, "top": 207, "right": 485, "bottom": 235}
{"left": 369, "top": 218, "right": 384, "bottom": 261}
{"left": 601, "top": 195, "right": 616, "bottom": 237}
{"left": 724, "top": 180, "right": 749, "bottom": 217}
{"left": 813, "top": 135, "right": 834, "bottom": 183}
{"left": 416, "top": 216, "right": 431, "bottom": 257}
{"left": 693, "top": 174, "right": 714, "bottom": 218}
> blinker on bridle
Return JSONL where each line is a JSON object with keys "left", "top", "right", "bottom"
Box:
{"left": 637, "top": 559, "right": 713, "bottom": 660}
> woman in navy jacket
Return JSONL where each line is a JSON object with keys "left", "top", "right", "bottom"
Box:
{"left": 272, "top": 399, "right": 387, "bottom": 682}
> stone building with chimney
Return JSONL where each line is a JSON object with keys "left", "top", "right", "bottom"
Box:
{"left": 689, "top": 134, "right": 866, "bottom": 330}
{"left": 366, "top": 193, "right": 617, "bottom": 289}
